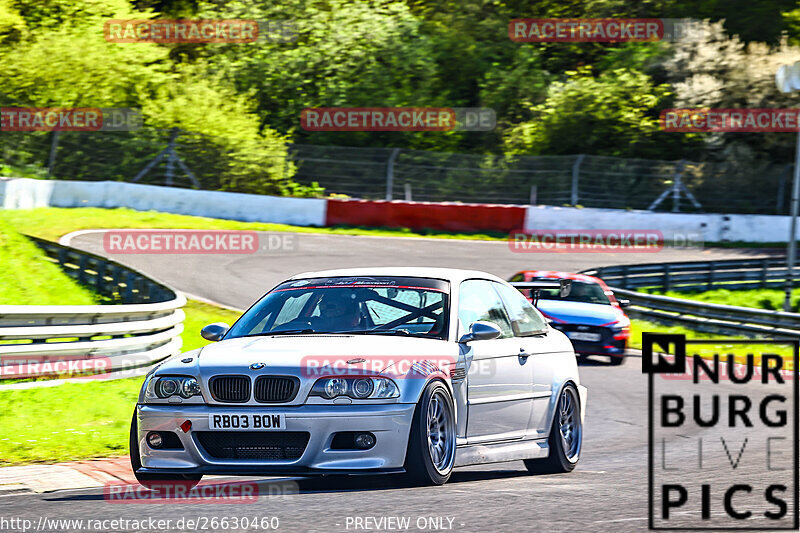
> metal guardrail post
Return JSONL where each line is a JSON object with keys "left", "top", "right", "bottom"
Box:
{"left": 385, "top": 148, "right": 401, "bottom": 201}
{"left": 0, "top": 237, "right": 187, "bottom": 386}
{"left": 707, "top": 262, "right": 715, "bottom": 291}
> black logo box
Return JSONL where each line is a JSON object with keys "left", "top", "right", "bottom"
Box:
{"left": 643, "top": 333, "right": 799, "bottom": 531}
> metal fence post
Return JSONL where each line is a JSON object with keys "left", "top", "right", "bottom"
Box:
{"left": 385, "top": 148, "right": 400, "bottom": 201}
{"left": 784, "top": 130, "right": 800, "bottom": 311}
{"left": 707, "top": 261, "right": 715, "bottom": 290}
{"left": 672, "top": 160, "right": 684, "bottom": 213}
{"left": 777, "top": 164, "right": 792, "bottom": 214}
{"left": 47, "top": 131, "right": 60, "bottom": 177}
{"left": 571, "top": 154, "right": 585, "bottom": 206}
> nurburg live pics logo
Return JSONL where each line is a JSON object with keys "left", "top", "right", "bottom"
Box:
{"left": 642, "top": 333, "right": 799, "bottom": 530}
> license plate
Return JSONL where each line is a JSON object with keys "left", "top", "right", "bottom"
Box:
{"left": 208, "top": 413, "right": 285, "bottom": 431}
{"left": 567, "top": 331, "right": 601, "bottom": 342}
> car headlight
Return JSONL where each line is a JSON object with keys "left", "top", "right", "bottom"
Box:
{"left": 181, "top": 377, "right": 201, "bottom": 398}
{"left": 151, "top": 376, "right": 202, "bottom": 400}
{"left": 311, "top": 377, "right": 398, "bottom": 400}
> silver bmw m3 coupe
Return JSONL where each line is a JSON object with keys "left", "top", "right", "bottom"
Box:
{"left": 131, "top": 267, "right": 587, "bottom": 487}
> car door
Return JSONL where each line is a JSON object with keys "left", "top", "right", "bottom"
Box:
{"left": 459, "top": 279, "right": 534, "bottom": 441}
{"left": 492, "top": 281, "right": 558, "bottom": 439}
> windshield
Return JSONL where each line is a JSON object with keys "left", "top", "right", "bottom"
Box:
{"left": 226, "top": 276, "right": 450, "bottom": 340}
{"left": 534, "top": 279, "right": 611, "bottom": 305}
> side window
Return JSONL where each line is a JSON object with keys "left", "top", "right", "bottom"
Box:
{"left": 458, "top": 280, "right": 513, "bottom": 339}
{"left": 493, "top": 282, "right": 548, "bottom": 336}
{"left": 273, "top": 292, "right": 313, "bottom": 327}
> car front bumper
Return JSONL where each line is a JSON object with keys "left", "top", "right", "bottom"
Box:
{"left": 135, "top": 402, "right": 416, "bottom": 476}
{"left": 574, "top": 341, "right": 627, "bottom": 357}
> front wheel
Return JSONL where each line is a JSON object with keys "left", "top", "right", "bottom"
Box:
{"left": 403, "top": 381, "right": 456, "bottom": 485}
{"left": 129, "top": 411, "right": 202, "bottom": 491}
{"left": 524, "top": 384, "right": 582, "bottom": 474}
{"left": 609, "top": 354, "right": 626, "bottom": 366}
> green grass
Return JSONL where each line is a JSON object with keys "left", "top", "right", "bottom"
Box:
{"left": 0, "top": 221, "right": 242, "bottom": 464}
{"left": 629, "top": 318, "right": 795, "bottom": 370}
{"left": 0, "top": 217, "right": 100, "bottom": 305}
{"left": 0, "top": 206, "right": 786, "bottom": 247}
{"left": 0, "top": 207, "right": 508, "bottom": 242}
{"left": 650, "top": 287, "right": 800, "bottom": 313}
{"left": 181, "top": 299, "right": 241, "bottom": 352}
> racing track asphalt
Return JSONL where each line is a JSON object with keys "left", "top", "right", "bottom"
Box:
{"left": 0, "top": 232, "right": 790, "bottom": 532}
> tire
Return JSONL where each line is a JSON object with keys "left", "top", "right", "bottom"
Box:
{"left": 524, "top": 384, "right": 582, "bottom": 474}
{"left": 403, "top": 381, "right": 456, "bottom": 485}
{"left": 129, "top": 411, "right": 202, "bottom": 491}
{"left": 609, "top": 354, "right": 625, "bottom": 366}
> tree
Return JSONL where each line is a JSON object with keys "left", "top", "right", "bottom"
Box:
{"left": 0, "top": 0, "right": 294, "bottom": 195}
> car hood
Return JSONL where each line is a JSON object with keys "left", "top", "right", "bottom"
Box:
{"left": 535, "top": 300, "right": 626, "bottom": 326}
{"left": 158, "top": 334, "right": 455, "bottom": 378}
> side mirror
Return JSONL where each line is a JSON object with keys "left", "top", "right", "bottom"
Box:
{"left": 459, "top": 321, "right": 502, "bottom": 343}
{"left": 201, "top": 322, "right": 230, "bottom": 342}
{"left": 617, "top": 299, "right": 631, "bottom": 308}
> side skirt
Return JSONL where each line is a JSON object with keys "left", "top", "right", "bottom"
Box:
{"left": 454, "top": 438, "right": 549, "bottom": 467}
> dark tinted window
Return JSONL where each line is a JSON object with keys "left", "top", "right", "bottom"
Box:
{"left": 493, "top": 282, "right": 548, "bottom": 336}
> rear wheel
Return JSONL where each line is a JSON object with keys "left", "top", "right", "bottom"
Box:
{"left": 524, "top": 384, "right": 582, "bottom": 474}
{"left": 403, "top": 381, "right": 456, "bottom": 485}
{"left": 129, "top": 411, "right": 202, "bottom": 491}
{"left": 609, "top": 354, "right": 625, "bottom": 366}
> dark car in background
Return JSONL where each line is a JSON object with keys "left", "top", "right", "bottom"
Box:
{"left": 509, "top": 270, "right": 631, "bottom": 365}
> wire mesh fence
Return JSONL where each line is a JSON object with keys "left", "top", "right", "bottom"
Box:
{"left": 0, "top": 127, "right": 793, "bottom": 215}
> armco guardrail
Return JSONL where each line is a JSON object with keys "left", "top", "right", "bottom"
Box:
{"left": 582, "top": 256, "right": 800, "bottom": 338}
{"left": 583, "top": 257, "right": 790, "bottom": 292}
{"left": 0, "top": 237, "right": 185, "bottom": 387}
